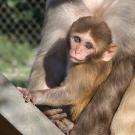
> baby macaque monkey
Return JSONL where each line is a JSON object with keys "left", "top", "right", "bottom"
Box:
{"left": 21, "top": 16, "right": 117, "bottom": 122}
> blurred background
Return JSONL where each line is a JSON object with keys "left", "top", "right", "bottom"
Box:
{"left": 0, "top": 0, "right": 46, "bottom": 87}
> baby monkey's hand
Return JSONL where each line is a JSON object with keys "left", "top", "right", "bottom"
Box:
{"left": 17, "top": 87, "right": 36, "bottom": 104}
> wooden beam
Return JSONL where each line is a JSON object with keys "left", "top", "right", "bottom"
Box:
{"left": 0, "top": 73, "right": 64, "bottom": 135}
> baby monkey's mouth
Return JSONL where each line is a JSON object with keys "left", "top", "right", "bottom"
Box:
{"left": 70, "top": 56, "right": 85, "bottom": 63}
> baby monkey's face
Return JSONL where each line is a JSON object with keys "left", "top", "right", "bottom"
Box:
{"left": 69, "top": 32, "right": 96, "bottom": 63}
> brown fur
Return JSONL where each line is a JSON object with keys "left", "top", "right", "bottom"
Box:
{"left": 111, "top": 75, "right": 135, "bottom": 135}
{"left": 69, "top": 60, "right": 112, "bottom": 121}
{"left": 30, "top": 59, "right": 112, "bottom": 122}
{"left": 28, "top": 17, "right": 113, "bottom": 122}
{"left": 70, "top": 0, "right": 135, "bottom": 134}
{"left": 28, "top": 0, "right": 135, "bottom": 135}
{"left": 70, "top": 57, "right": 135, "bottom": 135}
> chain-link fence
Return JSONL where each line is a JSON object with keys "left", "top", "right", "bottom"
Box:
{"left": 0, "top": 0, "right": 46, "bottom": 46}
{"left": 0, "top": 0, "right": 46, "bottom": 85}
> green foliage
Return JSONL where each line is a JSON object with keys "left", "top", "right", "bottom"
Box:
{"left": 0, "top": 35, "right": 35, "bottom": 86}
{"left": 0, "top": 36, "right": 34, "bottom": 71}
{"left": 0, "top": 0, "right": 45, "bottom": 47}
{"left": 0, "top": 0, "right": 45, "bottom": 86}
{"left": 0, "top": 36, "right": 34, "bottom": 87}
{"left": 0, "top": 0, "right": 22, "bottom": 7}
{"left": 11, "top": 79, "right": 28, "bottom": 87}
{"left": 8, "top": 1, "right": 34, "bottom": 21}
{"left": 7, "top": 0, "right": 22, "bottom": 7}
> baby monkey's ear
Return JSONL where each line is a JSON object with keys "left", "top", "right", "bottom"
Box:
{"left": 102, "top": 43, "right": 118, "bottom": 62}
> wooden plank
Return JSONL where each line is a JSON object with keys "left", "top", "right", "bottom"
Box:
{"left": 0, "top": 114, "right": 21, "bottom": 135}
{"left": 0, "top": 73, "right": 64, "bottom": 135}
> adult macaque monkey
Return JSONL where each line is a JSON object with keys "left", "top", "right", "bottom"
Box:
{"left": 110, "top": 77, "right": 135, "bottom": 135}
{"left": 28, "top": 0, "right": 90, "bottom": 90}
{"left": 21, "top": 0, "right": 135, "bottom": 135}
{"left": 69, "top": 0, "right": 135, "bottom": 135}
{"left": 21, "top": 16, "right": 116, "bottom": 123}
{"left": 110, "top": 75, "right": 135, "bottom": 135}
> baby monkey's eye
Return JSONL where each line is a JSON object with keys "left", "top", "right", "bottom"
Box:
{"left": 73, "top": 36, "right": 81, "bottom": 43}
{"left": 85, "top": 42, "right": 93, "bottom": 49}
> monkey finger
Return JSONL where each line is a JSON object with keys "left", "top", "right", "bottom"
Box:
{"left": 17, "top": 86, "right": 23, "bottom": 91}
{"left": 23, "top": 90, "right": 30, "bottom": 98}
{"left": 45, "top": 108, "right": 63, "bottom": 116}
{"left": 49, "top": 113, "right": 67, "bottom": 120}
{"left": 55, "top": 120, "right": 70, "bottom": 135}
{"left": 20, "top": 89, "right": 30, "bottom": 98}
{"left": 23, "top": 91, "right": 32, "bottom": 103}
{"left": 31, "top": 95, "right": 36, "bottom": 105}
{"left": 17, "top": 87, "right": 29, "bottom": 94}
{"left": 24, "top": 94, "right": 32, "bottom": 103}
{"left": 62, "top": 118, "right": 74, "bottom": 130}
{"left": 25, "top": 96, "right": 31, "bottom": 103}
